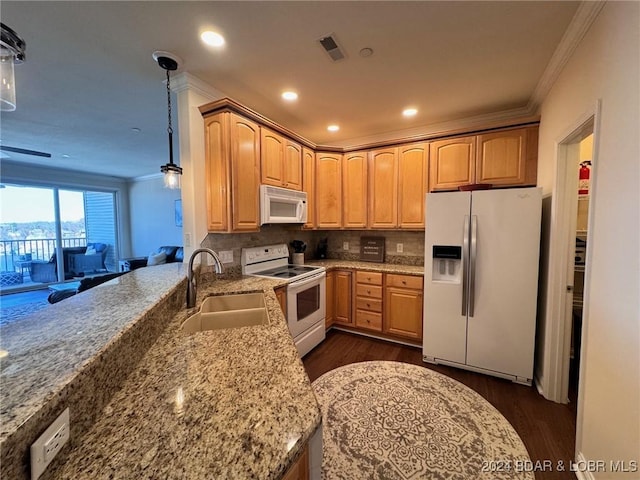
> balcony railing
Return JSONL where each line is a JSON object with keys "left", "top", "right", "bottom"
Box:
{"left": 0, "top": 237, "right": 87, "bottom": 273}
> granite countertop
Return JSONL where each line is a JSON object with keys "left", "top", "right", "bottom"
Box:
{"left": 306, "top": 259, "right": 425, "bottom": 276}
{"left": 1, "top": 265, "right": 321, "bottom": 480}
{"left": 47, "top": 275, "right": 321, "bottom": 479}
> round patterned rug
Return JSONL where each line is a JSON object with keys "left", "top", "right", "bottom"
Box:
{"left": 312, "top": 361, "right": 534, "bottom": 480}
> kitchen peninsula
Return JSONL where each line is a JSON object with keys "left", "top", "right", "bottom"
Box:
{"left": 0, "top": 264, "right": 321, "bottom": 479}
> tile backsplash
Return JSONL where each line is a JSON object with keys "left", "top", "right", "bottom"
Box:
{"left": 201, "top": 227, "right": 425, "bottom": 270}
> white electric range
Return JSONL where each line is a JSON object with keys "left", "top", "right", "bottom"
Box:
{"left": 241, "top": 244, "right": 326, "bottom": 357}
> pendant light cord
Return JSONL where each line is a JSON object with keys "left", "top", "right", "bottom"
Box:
{"left": 166, "top": 68, "right": 174, "bottom": 165}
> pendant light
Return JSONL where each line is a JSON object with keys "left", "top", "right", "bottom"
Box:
{"left": 154, "top": 51, "right": 182, "bottom": 189}
{"left": 0, "top": 23, "right": 26, "bottom": 112}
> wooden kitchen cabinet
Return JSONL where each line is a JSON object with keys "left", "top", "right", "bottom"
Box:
{"left": 342, "top": 151, "right": 368, "bottom": 228}
{"left": 384, "top": 274, "right": 424, "bottom": 341}
{"left": 368, "top": 147, "right": 398, "bottom": 229}
{"left": 429, "top": 136, "right": 475, "bottom": 191}
{"left": 204, "top": 112, "right": 261, "bottom": 232}
{"left": 334, "top": 270, "right": 353, "bottom": 326}
{"left": 315, "top": 152, "right": 343, "bottom": 228}
{"left": 261, "top": 128, "right": 302, "bottom": 190}
{"left": 475, "top": 127, "right": 537, "bottom": 187}
{"left": 354, "top": 271, "right": 383, "bottom": 332}
{"left": 275, "top": 286, "right": 287, "bottom": 320}
{"left": 429, "top": 127, "right": 538, "bottom": 191}
{"left": 302, "top": 147, "right": 316, "bottom": 229}
{"left": 397, "top": 142, "right": 429, "bottom": 229}
{"left": 325, "top": 270, "right": 335, "bottom": 329}
{"left": 281, "top": 444, "right": 309, "bottom": 480}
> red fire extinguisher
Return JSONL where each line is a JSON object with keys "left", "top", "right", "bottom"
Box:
{"left": 579, "top": 161, "right": 591, "bottom": 195}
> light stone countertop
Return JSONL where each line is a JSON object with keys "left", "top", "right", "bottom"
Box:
{"left": 1, "top": 265, "right": 320, "bottom": 480}
{"left": 306, "top": 259, "right": 425, "bottom": 276}
{"left": 47, "top": 275, "right": 322, "bottom": 479}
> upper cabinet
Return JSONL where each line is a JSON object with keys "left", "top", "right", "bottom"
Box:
{"left": 302, "top": 147, "right": 316, "bottom": 229}
{"left": 261, "top": 128, "right": 302, "bottom": 190}
{"left": 429, "top": 136, "right": 475, "bottom": 191}
{"left": 205, "top": 112, "right": 261, "bottom": 232}
{"left": 397, "top": 142, "right": 429, "bottom": 229}
{"left": 315, "top": 152, "right": 343, "bottom": 228}
{"left": 475, "top": 127, "right": 538, "bottom": 187}
{"left": 368, "top": 148, "right": 399, "bottom": 229}
{"left": 429, "top": 126, "right": 538, "bottom": 191}
{"left": 342, "top": 151, "right": 368, "bottom": 228}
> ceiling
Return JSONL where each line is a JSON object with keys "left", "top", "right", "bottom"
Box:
{"left": 0, "top": 1, "right": 580, "bottom": 180}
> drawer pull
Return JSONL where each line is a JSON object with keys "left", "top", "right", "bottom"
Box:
{"left": 366, "top": 303, "right": 371, "bottom": 307}
{"left": 402, "top": 280, "right": 407, "bottom": 285}
{"left": 367, "top": 290, "right": 371, "bottom": 294}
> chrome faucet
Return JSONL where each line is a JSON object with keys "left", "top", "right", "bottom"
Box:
{"left": 186, "top": 248, "right": 224, "bottom": 308}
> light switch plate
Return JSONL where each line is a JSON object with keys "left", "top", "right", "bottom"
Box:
{"left": 343, "top": 242, "right": 349, "bottom": 251}
{"left": 396, "top": 243, "right": 404, "bottom": 253}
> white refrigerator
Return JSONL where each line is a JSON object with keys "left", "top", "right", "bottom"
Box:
{"left": 423, "top": 187, "right": 542, "bottom": 385}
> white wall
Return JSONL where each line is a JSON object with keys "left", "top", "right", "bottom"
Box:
{"left": 537, "top": 2, "right": 639, "bottom": 475}
{"left": 127, "top": 175, "right": 182, "bottom": 257}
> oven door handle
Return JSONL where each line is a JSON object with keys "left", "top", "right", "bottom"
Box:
{"left": 286, "top": 271, "right": 326, "bottom": 292}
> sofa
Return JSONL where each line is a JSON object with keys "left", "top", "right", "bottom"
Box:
{"left": 47, "top": 271, "right": 127, "bottom": 304}
{"left": 31, "top": 243, "right": 108, "bottom": 283}
{"left": 125, "top": 246, "right": 184, "bottom": 271}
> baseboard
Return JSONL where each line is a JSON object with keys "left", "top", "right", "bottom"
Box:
{"left": 573, "top": 452, "right": 596, "bottom": 480}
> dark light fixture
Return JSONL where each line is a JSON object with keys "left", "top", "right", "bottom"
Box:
{"left": 0, "top": 23, "right": 26, "bottom": 112}
{"left": 153, "top": 51, "right": 182, "bottom": 189}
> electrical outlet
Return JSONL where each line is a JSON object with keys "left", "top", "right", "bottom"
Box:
{"left": 396, "top": 243, "right": 404, "bottom": 253}
{"left": 343, "top": 242, "right": 349, "bottom": 251}
{"left": 184, "top": 233, "right": 191, "bottom": 248}
{"left": 31, "top": 408, "right": 70, "bottom": 480}
{"left": 217, "top": 250, "right": 233, "bottom": 264}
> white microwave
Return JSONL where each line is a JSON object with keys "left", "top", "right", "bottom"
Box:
{"left": 260, "top": 185, "right": 307, "bottom": 225}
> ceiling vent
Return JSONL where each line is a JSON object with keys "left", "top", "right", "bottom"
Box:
{"left": 318, "top": 34, "right": 345, "bottom": 62}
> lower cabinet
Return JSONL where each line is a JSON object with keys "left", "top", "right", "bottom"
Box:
{"left": 281, "top": 444, "right": 309, "bottom": 480}
{"left": 326, "top": 270, "right": 424, "bottom": 343}
{"left": 384, "top": 274, "right": 424, "bottom": 341}
{"left": 325, "top": 271, "right": 335, "bottom": 329}
{"left": 354, "top": 271, "right": 383, "bottom": 332}
{"left": 334, "top": 270, "right": 353, "bottom": 326}
{"left": 275, "top": 286, "right": 287, "bottom": 320}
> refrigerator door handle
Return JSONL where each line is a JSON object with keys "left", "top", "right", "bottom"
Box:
{"left": 469, "top": 215, "right": 478, "bottom": 317}
{"left": 462, "top": 215, "right": 470, "bottom": 316}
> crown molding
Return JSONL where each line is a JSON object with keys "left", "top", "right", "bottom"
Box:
{"left": 528, "top": 0, "right": 606, "bottom": 113}
{"left": 327, "top": 105, "right": 538, "bottom": 151}
{"left": 171, "top": 72, "right": 226, "bottom": 101}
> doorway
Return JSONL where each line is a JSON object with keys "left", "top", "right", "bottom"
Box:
{"left": 554, "top": 117, "right": 596, "bottom": 409}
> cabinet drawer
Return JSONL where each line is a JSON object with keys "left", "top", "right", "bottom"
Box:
{"left": 386, "top": 274, "right": 423, "bottom": 290}
{"left": 355, "top": 297, "right": 383, "bottom": 313}
{"left": 355, "top": 271, "right": 383, "bottom": 285}
{"left": 355, "top": 310, "right": 383, "bottom": 332}
{"left": 356, "top": 284, "right": 383, "bottom": 298}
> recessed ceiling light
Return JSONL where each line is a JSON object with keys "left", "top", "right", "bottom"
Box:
{"left": 62, "top": 154, "right": 70, "bottom": 158}
{"left": 281, "top": 91, "right": 298, "bottom": 101}
{"left": 359, "top": 47, "right": 374, "bottom": 58}
{"left": 201, "top": 31, "right": 225, "bottom": 47}
{"left": 131, "top": 127, "right": 141, "bottom": 133}
{"left": 327, "top": 125, "right": 340, "bottom": 132}
{"left": 403, "top": 108, "right": 418, "bottom": 117}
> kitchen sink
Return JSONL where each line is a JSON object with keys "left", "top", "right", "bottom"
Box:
{"left": 182, "top": 293, "right": 269, "bottom": 333}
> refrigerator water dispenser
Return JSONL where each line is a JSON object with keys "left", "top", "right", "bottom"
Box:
{"left": 432, "top": 245, "right": 462, "bottom": 283}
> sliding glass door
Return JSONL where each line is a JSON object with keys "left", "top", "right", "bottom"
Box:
{"left": 0, "top": 183, "right": 117, "bottom": 293}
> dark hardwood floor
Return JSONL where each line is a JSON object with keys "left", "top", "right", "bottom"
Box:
{"left": 303, "top": 329, "right": 577, "bottom": 480}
